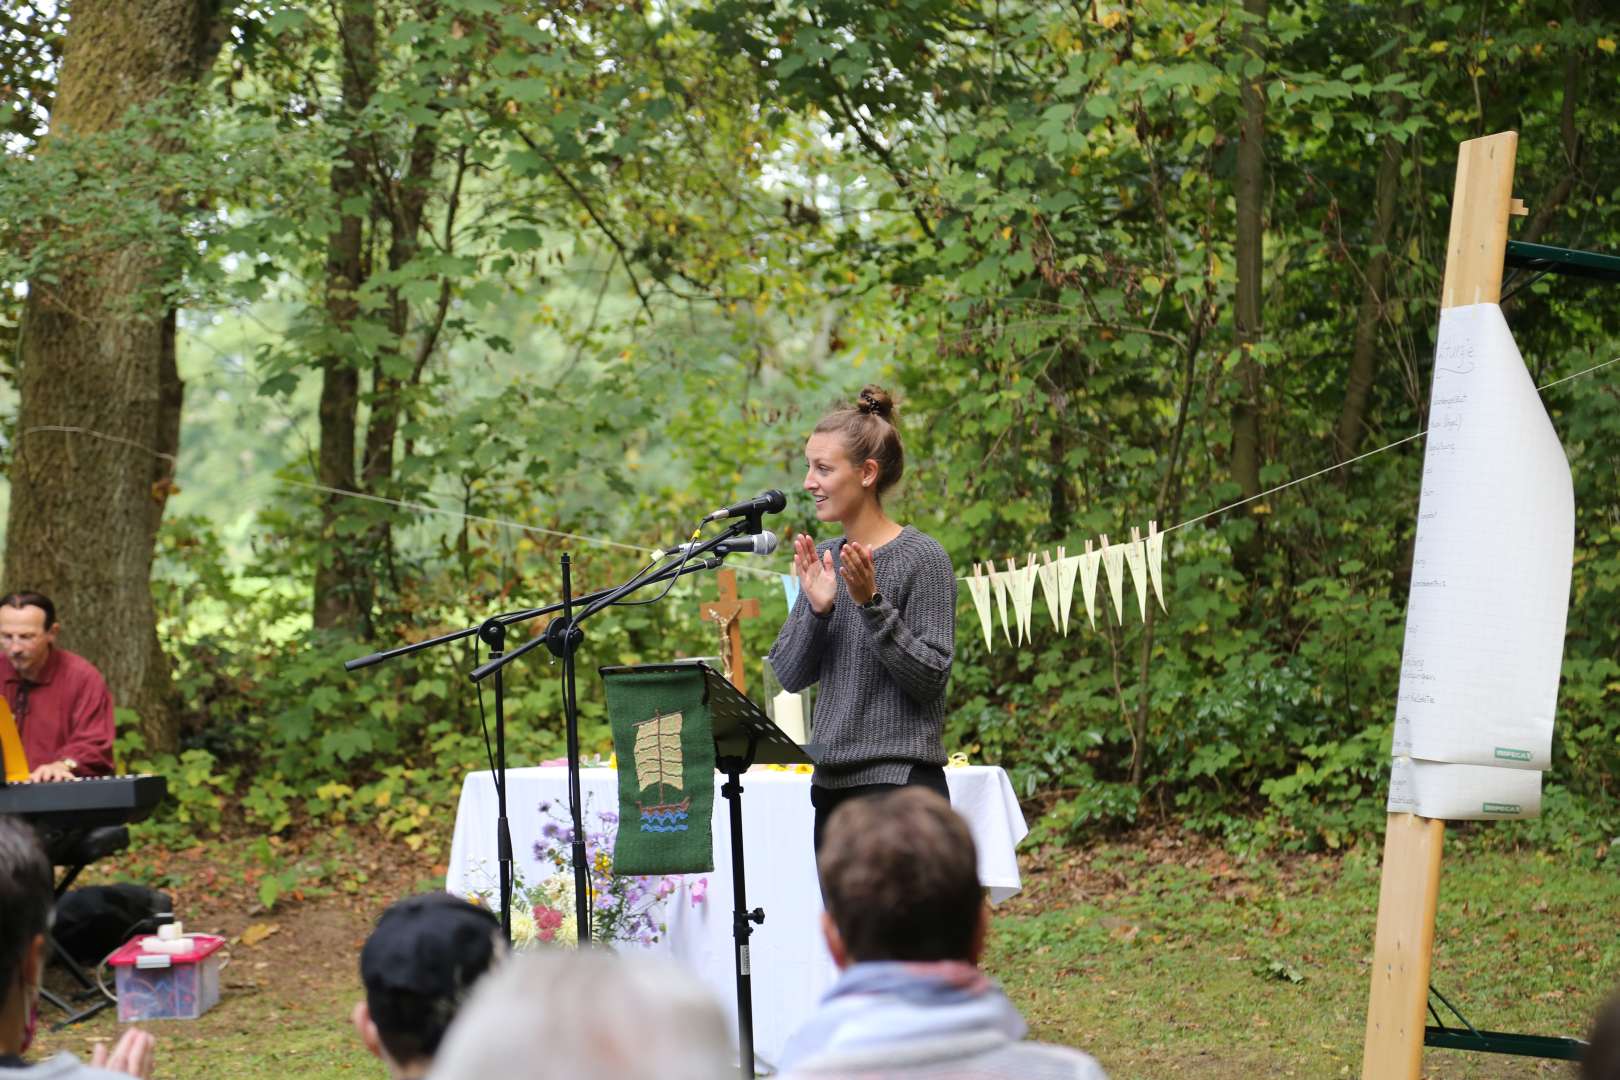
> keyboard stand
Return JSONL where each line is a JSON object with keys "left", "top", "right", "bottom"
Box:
{"left": 40, "top": 829, "right": 127, "bottom": 1028}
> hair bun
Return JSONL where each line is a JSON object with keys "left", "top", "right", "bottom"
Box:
{"left": 857, "top": 385, "right": 896, "bottom": 422}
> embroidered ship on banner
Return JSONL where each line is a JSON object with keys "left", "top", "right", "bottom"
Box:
{"left": 634, "top": 710, "right": 691, "bottom": 833}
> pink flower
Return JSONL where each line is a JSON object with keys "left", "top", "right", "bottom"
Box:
{"left": 689, "top": 877, "right": 708, "bottom": 907}
{"left": 656, "top": 876, "right": 678, "bottom": 899}
{"left": 535, "top": 906, "right": 564, "bottom": 943}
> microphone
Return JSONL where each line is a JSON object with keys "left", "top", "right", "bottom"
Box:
{"left": 702, "top": 489, "right": 787, "bottom": 524}
{"left": 665, "top": 531, "right": 780, "bottom": 558}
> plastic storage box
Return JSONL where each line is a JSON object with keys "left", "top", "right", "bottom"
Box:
{"left": 106, "top": 934, "right": 225, "bottom": 1021}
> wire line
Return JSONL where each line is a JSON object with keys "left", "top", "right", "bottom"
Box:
{"left": 278, "top": 479, "right": 785, "bottom": 581}
{"left": 1164, "top": 352, "right": 1620, "bottom": 535}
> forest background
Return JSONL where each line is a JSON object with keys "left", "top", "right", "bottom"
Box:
{"left": 1, "top": 0, "right": 1618, "bottom": 872}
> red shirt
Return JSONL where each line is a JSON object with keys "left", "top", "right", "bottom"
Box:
{"left": 0, "top": 647, "right": 115, "bottom": 777}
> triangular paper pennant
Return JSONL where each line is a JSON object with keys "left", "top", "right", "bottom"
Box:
{"left": 1146, "top": 520, "right": 1167, "bottom": 613}
{"left": 781, "top": 573, "right": 801, "bottom": 614}
{"left": 966, "top": 563, "right": 995, "bottom": 653}
{"left": 1100, "top": 534, "right": 1126, "bottom": 623}
{"left": 1005, "top": 557, "right": 1031, "bottom": 646}
{"left": 1124, "top": 527, "right": 1149, "bottom": 622}
{"left": 1037, "top": 552, "right": 1061, "bottom": 632}
{"left": 1079, "top": 540, "right": 1101, "bottom": 628}
{"left": 1018, "top": 554, "right": 1039, "bottom": 642}
{"left": 988, "top": 564, "right": 1013, "bottom": 646}
{"left": 1056, "top": 547, "right": 1079, "bottom": 634}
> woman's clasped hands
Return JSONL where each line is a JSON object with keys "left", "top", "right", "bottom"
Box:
{"left": 794, "top": 533, "right": 877, "bottom": 614}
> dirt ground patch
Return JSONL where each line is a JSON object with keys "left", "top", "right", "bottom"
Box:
{"left": 32, "top": 826, "right": 444, "bottom": 1077}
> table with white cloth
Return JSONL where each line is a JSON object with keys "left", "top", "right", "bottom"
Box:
{"left": 445, "top": 764, "right": 1027, "bottom": 1065}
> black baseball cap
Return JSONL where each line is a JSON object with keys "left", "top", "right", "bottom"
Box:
{"left": 360, "top": 892, "right": 504, "bottom": 1062}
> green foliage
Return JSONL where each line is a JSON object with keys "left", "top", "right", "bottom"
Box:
{"left": 119, "top": 730, "right": 234, "bottom": 840}
{"left": 690, "top": 0, "right": 1620, "bottom": 853}
{"left": 10, "top": 0, "right": 1620, "bottom": 858}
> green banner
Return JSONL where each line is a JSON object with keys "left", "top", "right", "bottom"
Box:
{"left": 604, "top": 666, "right": 716, "bottom": 875}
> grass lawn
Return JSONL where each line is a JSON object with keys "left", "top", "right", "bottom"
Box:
{"left": 990, "top": 836, "right": 1619, "bottom": 1078}
{"left": 28, "top": 827, "right": 1619, "bottom": 1078}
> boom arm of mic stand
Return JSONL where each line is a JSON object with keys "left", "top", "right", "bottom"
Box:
{"left": 572, "top": 518, "right": 756, "bottom": 627}
{"left": 466, "top": 550, "right": 731, "bottom": 683}
{"left": 343, "top": 534, "right": 740, "bottom": 673}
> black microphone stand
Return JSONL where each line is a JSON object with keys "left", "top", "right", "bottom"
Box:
{"left": 465, "top": 515, "right": 761, "bottom": 942}
{"left": 344, "top": 534, "right": 742, "bottom": 941}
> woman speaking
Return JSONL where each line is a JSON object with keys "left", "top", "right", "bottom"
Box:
{"left": 767, "top": 386, "right": 956, "bottom": 851}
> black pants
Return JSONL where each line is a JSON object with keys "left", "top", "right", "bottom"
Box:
{"left": 811, "top": 763, "right": 950, "bottom": 854}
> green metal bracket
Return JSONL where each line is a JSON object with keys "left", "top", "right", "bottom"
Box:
{"left": 1505, "top": 240, "right": 1620, "bottom": 283}
{"left": 1425, "top": 1027, "right": 1587, "bottom": 1060}
{"left": 1424, "top": 984, "right": 1586, "bottom": 1062}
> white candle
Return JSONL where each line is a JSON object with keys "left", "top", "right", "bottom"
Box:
{"left": 772, "top": 689, "right": 806, "bottom": 745}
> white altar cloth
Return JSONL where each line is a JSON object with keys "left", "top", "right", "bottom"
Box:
{"left": 446, "top": 764, "right": 1027, "bottom": 1064}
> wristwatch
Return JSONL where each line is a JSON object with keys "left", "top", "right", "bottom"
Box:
{"left": 862, "top": 592, "right": 883, "bottom": 610}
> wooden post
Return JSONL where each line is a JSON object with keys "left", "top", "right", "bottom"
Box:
{"left": 698, "top": 569, "right": 762, "bottom": 694}
{"left": 1361, "top": 130, "right": 1520, "bottom": 1079}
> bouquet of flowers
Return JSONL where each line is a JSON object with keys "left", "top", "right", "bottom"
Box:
{"left": 470, "top": 798, "right": 706, "bottom": 951}
{"left": 529, "top": 799, "right": 704, "bottom": 949}
{"left": 506, "top": 868, "right": 579, "bottom": 948}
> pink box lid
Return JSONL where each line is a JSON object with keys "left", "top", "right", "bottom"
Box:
{"left": 107, "top": 934, "right": 226, "bottom": 967}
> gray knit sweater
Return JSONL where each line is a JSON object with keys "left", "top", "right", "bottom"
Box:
{"left": 767, "top": 525, "right": 956, "bottom": 788}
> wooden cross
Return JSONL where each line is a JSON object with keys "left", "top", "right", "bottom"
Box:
{"left": 698, "top": 569, "right": 761, "bottom": 694}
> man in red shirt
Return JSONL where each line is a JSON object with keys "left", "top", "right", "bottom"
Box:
{"left": 0, "top": 592, "right": 114, "bottom": 782}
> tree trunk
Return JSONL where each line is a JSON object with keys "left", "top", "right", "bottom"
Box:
{"left": 360, "top": 118, "right": 436, "bottom": 492}
{"left": 5, "top": 1, "right": 216, "bottom": 752}
{"left": 1229, "top": 0, "right": 1267, "bottom": 569}
{"left": 312, "top": 0, "right": 377, "bottom": 634}
{"left": 1332, "top": 129, "right": 1404, "bottom": 460}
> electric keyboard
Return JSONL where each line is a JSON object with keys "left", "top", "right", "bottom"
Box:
{"left": 0, "top": 774, "right": 167, "bottom": 831}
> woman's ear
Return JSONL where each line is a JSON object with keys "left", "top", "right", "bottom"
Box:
{"left": 860, "top": 458, "right": 880, "bottom": 490}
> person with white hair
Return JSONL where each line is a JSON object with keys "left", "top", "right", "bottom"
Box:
{"left": 427, "top": 946, "right": 733, "bottom": 1080}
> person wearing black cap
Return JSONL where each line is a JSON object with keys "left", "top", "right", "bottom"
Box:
{"left": 351, "top": 892, "right": 505, "bottom": 1080}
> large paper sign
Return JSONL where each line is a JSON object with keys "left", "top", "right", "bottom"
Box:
{"left": 1386, "top": 757, "right": 1541, "bottom": 820}
{"left": 1386, "top": 303, "right": 1574, "bottom": 818}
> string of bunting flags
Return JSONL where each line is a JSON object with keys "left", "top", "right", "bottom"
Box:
{"left": 963, "top": 522, "right": 1166, "bottom": 650}
{"left": 776, "top": 521, "right": 1167, "bottom": 650}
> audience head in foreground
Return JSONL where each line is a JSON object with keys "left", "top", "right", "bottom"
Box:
{"left": 1588, "top": 989, "right": 1620, "bottom": 1080}
{"left": 0, "top": 816, "right": 154, "bottom": 1078}
{"left": 354, "top": 891, "right": 504, "bottom": 1080}
{"left": 428, "top": 946, "right": 732, "bottom": 1080}
{"left": 781, "top": 787, "right": 1108, "bottom": 1078}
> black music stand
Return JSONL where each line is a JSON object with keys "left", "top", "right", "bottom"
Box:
{"left": 599, "top": 660, "right": 816, "bottom": 1080}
